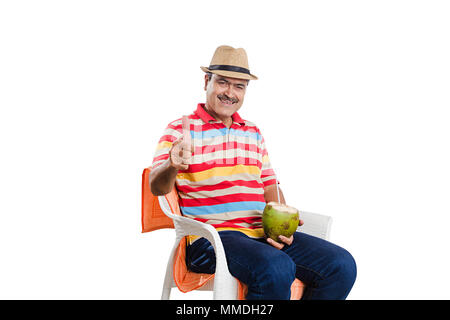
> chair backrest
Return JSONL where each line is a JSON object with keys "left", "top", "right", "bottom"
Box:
{"left": 141, "top": 167, "right": 176, "bottom": 233}
{"left": 141, "top": 166, "right": 215, "bottom": 293}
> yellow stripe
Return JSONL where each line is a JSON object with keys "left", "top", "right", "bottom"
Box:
{"left": 262, "top": 155, "right": 270, "bottom": 163}
{"left": 215, "top": 227, "right": 265, "bottom": 238}
{"left": 156, "top": 141, "right": 172, "bottom": 150}
{"left": 187, "top": 228, "right": 264, "bottom": 245}
{"left": 177, "top": 164, "right": 261, "bottom": 182}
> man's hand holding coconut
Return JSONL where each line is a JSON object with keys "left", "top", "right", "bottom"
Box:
{"left": 263, "top": 201, "right": 304, "bottom": 250}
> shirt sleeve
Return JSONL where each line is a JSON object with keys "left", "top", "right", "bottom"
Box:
{"left": 151, "top": 119, "right": 183, "bottom": 170}
{"left": 259, "top": 131, "right": 278, "bottom": 188}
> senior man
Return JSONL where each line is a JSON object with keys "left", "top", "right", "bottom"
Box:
{"left": 149, "top": 45, "right": 356, "bottom": 300}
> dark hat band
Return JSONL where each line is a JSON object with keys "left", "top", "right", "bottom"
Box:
{"left": 208, "top": 64, "right": 250, "bottom": 75}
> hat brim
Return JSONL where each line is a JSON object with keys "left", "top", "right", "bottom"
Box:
{"left": 200, "top": 66, "right": 258, "bottom": 80}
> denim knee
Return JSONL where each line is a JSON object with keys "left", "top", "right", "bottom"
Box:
{"left": 253, "top": 252, "right": 296, "bottom": 299}
{"left": 332, "top": 248, "right": 357, "bottom": 294}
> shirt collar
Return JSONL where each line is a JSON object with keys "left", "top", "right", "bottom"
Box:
{"left": 194, "top": 103, "right": 246, "bottom": 126}
{"left": 231, "top": 110, "right": 245, "bottom": 125}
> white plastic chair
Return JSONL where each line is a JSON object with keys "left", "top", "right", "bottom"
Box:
{"left": 159, "top": 195, "right": 333, "bottom": 300}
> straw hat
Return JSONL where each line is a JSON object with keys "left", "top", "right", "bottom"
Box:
{"left": 201, "top": 45, "right": 258, "bottom": 80}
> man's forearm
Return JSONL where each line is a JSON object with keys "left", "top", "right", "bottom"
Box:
{"left": 263, "top": 183, "right": 286, "bottom": 204}
{"left": 149, "top": 159, "right": 179, "bottom": 196}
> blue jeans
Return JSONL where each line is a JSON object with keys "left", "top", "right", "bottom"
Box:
{"left": 186, "top": 231, "right": 357, "bottom": 300}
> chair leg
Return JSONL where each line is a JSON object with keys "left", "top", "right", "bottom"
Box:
{"left": 161, "top": 237, "right": 181, "bottom": 300}
{"left": 161, "top": 257, "right": 174, "bottom": 300}
{"left": 161, "top": 283, "right": 172, "bottom": 300}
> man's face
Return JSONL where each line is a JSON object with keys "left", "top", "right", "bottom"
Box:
{"left": 204, "top": 74, "right": 248, "bottom": 120}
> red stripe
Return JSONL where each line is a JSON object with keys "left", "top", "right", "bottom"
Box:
{"left": 212, "top": 222, "right": 261, "bottom": 229}
{"left": 169, "top": 123, "right": 260, "bottom": 134}
{"left": 194, "top": 217, "right": 262, "bottom": 229}
{"left": 191, "top": 123, "right": 217, "bottom": 131}
{"left": 167, "top": 124, "right": 182, "bottom": 132}
{"left": 263, "top": 179, "right": 277, "bottom": 187}
{"left": 187, "top": 123, "right": 259, "bottom": 133}
{"left": 167, "top": 121, "right": 223, "bottom": 133}
{"left": 194, "top": 217, "right": 261, "bottom": 224}
{"left": 153, "top": 154, "right": 169, "bottom": 162}
{"left": 193, "top": 142, "right": 261, "bottom": 154}
{"left": 180, "top": 193, "right": 265, "bottom": 207}
{"left": 226, "top": 216, "right": 262, "bottom": 224}
{"left": 185, "top": 160, "right": 262, "bottom": 173}
{"left": 151, "top": 161, "right": 164, "bottom": 169}
{"left": 179, "top": 180, "right": 263, "bottom": 193}
{"left": 261, "top": 168, "right": 275, "bottom": 177}
{"left": 159, "top": 135, "right": 178, "bottom": 143}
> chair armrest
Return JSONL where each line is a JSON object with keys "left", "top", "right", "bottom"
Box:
{"left": 297, "top": 210, "right": 332, "bottom": 240}
{"left": 158, "top": 195, "right": 219, "bottom": 238}
{"left": 172, "top": 213, "right": 219, "bottom": 240}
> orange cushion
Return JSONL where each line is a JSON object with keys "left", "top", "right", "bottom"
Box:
{"left": 141, "top": 167, "right": 174, "bottom": 232}
{"left": 173, "top": 236, "right": 215, "bottom": 293}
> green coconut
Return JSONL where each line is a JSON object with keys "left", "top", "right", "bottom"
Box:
{"left": 262, "top": 202, "right": 300, "bottom": 243}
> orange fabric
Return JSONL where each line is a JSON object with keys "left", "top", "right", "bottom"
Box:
{"left": 141, "top": 167, "right": 174, "bottom": 232}
{"left": 141, "top": 167, "right": 305, "bottom": 299}
{"left": 142, "top": 167, "right": 214, "bottom": 291}
{"left": 173, "top": 236, "right": 215, "bottom": 293}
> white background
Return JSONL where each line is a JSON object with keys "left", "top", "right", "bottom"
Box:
{"left": 1, "top": 0, "right": 449, "bottom": 299}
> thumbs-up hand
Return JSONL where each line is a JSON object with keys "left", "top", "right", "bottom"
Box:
{"left": 169, "top": 137, "right": 192, "bottom": 171}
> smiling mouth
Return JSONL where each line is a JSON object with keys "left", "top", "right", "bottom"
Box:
{"left": 218, "top": 95, "right": 238, "bottom": 106}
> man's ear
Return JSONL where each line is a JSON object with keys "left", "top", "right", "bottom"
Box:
{"left": 204, "top": 73, "right": 210, "bottom": 91}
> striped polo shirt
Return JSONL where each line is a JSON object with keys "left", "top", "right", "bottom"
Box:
{"left": 152, "top": 103, "right": 277, "bottom": 239}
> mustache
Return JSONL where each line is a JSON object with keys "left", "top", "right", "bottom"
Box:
{"left": 217, "top": 94, "right": 239, "bottom": 104}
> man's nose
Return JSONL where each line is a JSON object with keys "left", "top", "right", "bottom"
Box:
{"left": 225, "top": 84, "right": 235, "bottom": 97}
